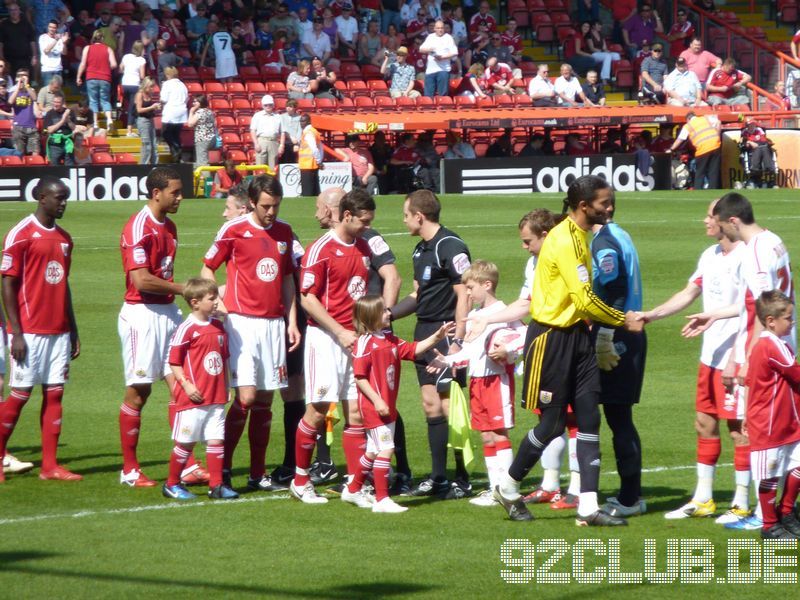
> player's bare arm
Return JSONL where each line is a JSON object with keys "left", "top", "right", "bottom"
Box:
{"left": 681, "top": 303, "right": 739, "bottom": 338}
{"left": 355, "top": 377, "right": 389, "bottom": 417}
{"left": 466, "top": 298, "right": 529, "bottom": 342}
{"left": 66, "top": 283, "right": 80, "bottom": 360}
{"left": 170, "top": 364, "right": 204, "bottom": 403}
{"left": 1, "top": 275, "right": 27, "bottom": 362}
{"left": 282, "top": 275, "right": 301, "bottom": 352}
{"left": 642, "top": 283, "right": 701, "bottom": 322}
{"left": 417, "top": 322, "right": 456, "bottom": 357}
{"left": 451, "top": 283, "right": 470, "bottom": 348}
{"left": 130, "top": 267, "right": 184, "bottom": 296}
{"left": 386, "top": 279, "right": 418, "bottom": 325}
{"left": 301, "top": 292, "right": 357, "bottom": 351}
{"left": 378, "top": 263, "right": 402, "bottom": 309}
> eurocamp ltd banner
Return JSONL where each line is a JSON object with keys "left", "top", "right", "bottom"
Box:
{"left": 441, "top": 154, "right": 672, "bottom": 194}
{"left": 279, "top": 162, "right": 353, "bottom": 198}
{"left": 0, "top": 164, "right": 195, "bottom": 202}
{"left": 721, "top": 129, "right": 800, "bottom": 189}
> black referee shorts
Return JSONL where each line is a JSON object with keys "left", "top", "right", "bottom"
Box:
{"left": 414, "top": 320, "right": 467, "bottom": 393}
{"left": 287, "top": 309, "right": 308, "bottom": 378}
{"left": 522, "top": 320, "right": 600, "bottom": 411}
{"left": 591, "top": 328, "right": 647, "bottom": 405}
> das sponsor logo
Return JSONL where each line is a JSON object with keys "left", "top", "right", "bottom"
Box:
{"left": 256, "top": 257, "right": 279, "bottom": 282}
{"left": 44, "top": 260, "right": 64, "bottom": 284}
{"left": 347, "top": 276, "right": 366, "bottom": 299}
{"left": 204, "top": 351, "right": 224, "bottom": 376}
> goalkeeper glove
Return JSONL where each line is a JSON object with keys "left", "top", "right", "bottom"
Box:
{"left": 595, "top": 327, "right": 620, "bottom": 371}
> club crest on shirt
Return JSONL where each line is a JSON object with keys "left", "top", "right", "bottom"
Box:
{"left": 539, "top": 390, "right": 553, "bottom": 405}
{"left": 277, "top": 241, "right": 287, "bottom": 255}
{"left": 422, "top": 265, "right": 432, "bottom": 280}
{"left": 61, "top": 243, "right": 70, "bottom": 257}
{"left": 135, "top": 369, "right": 147, "bottom": 377}
{"left": 316, "top": 385, "right": 329, "bottom": 399}
{"left": 386, "top": 364, "right": 396, "bottom": 390}
{"left": 362, "top": 256, "right": 370, "bottom": 269}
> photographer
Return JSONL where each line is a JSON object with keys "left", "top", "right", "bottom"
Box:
{"left": 381, "top": 46, "right": 419, "bottom": 99}
{"left": 9, "top": 68, "right": 41, "bottom": 157}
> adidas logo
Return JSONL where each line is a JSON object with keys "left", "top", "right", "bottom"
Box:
{"left": 32, "top": 232, "right": 41, "bottom": 238}
{"left": 243, "top": 231, "right": 253, "bottom": 238}
{"left": 193, "top": 331, "right": 200, "bottom": 337}
{"left": 590, "top": 459, "right": 601, "bottom": 466}
{"left": 335, "top": 249, "right": 343, "bottom": 256}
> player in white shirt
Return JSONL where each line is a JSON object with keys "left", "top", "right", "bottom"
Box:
{"left": 642, "top": 199, "right": 747, "bottom": 521}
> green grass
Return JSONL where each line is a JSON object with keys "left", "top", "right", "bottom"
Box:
{"left": 1, "top": 190, "right": 800, "bottom": 598}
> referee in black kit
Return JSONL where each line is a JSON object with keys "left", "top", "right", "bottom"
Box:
{"left": 388, "top": 190, "right": 473, "bottom": 499}
{"left": 468, "top": 176, "right": 644, "bottom": 524}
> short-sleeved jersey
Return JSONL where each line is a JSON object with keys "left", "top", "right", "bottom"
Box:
{"left": 353, "top": 332, "right": 416, "bottom": 428}
{"left": 531, "top": 217, "right": 625, "bottom": 328}
{"left": 519, "top": 256, "right": 536, "bottom": 301}
{"left": 1, "top": 215, "right": 72, "bottom": 334}
{"left": 203, "top": 214, "right": 295, "bottom": 318}
{"left": 745, "top": 331, "right": 800, "bottom": 451}
{"left": 736, "top": 229, "right": 795, "bottom": 362}
{"left": 362, "top": 228, "right": 396, "bottom": 297}
{"left": 168, "top": 315, "right": 229, "bottom": 411}
{"left": 300, "top": 230, "right": 371, "bottom": 329}
{"left": 741, "top": 126, "right": 769, "bottom": 145}
{"left": 413, "top": 226, "right": 471, "bottom": 322}
{"left": 484, "top": 64, "right": 513, "bottom": 88}
{"left": 707, "top": 67, "right": 746, "bottom": 99}
{"left": 690, "top": 242, "right": 745, "bottom": 368}
{"left": 212, "top": 31, "right": 235, "bottom": 61}
{"left": 591, "top": 222, "right": 643, "bottom": 315}
{"left": 120, "top": 206, "right": 178, "bottom": 305}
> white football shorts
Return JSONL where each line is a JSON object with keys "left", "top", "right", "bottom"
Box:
{"left": 226, "top": 313, "right": 287, "bottom": 390}
{"left": 0, "top": 324, "right": 6, "bottom": 375}
{"left": 304, "top": 325, "right": 356, "bottom": 404}
{"left": 172, "top": 404, "right": 226, "bottom": 444}
{"left": 118, "top": 302, "right": 182, "bottom": 386}
{"left": 9, "top": 332, "right": 70, "bottom": 387}
{"left": 751, "top": 441, "right": 800, "bottom": 481}
{"left": 366, "top": 422, "right": 396, "bottom": 454}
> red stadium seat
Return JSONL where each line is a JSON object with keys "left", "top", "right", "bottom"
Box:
{"left": 415, "top": 96, "right": 435, "bottom": 109}
{"left": 85, "top": 136, "right": 110, "bottom": 152}
{"left": 114, "top": 2, "right": 135, "bottom": 16}
{"left": 374, "top": 96, "right": 395, "bottom": 111}
{"left": 394, "top": 96, "right": 415, "bottom": 109}
{"left": 267, "top": 82, "right": 287, "bottom": 93}
{"left": 296, "top": 98, "right": 315, "bottom": 111}
{"left": 115, "top": 153, "right": 137, "bottom": 164}
{"left": 1, "top": 155, "right": 22, "bottom": 165}
{"left": 315, "top": 97, "right": 338, "bottom": 111}
{"left": 361, "top": 65, "right": 383, "bottom": 80}
{"left": 185, "top": 82, "right": 203, "bottom": 95}
{"left": 514, "top": 94, "right": 532, "bottom": 105}
{"left": 208, "top": 150, "right": 223, "bottom": 165}
{"left": 495, "top": 94, "right": 515, "bottom": 107}
{"left": 226, "top": 82, "right": 246, "bottom": 93}
{"left": 455, "top": 95, "right": 475, "bottom": 107}
{"left": 216, "top": 116, "right": 237, "bottom": 132}
{"left": 226, "top": 149, "right": 248, "bottom": 163}
{"left": 204, "top": 82, "right": 225, "bottom": 94}
{"left": 198, "top": 67, "right": 216, "bottom": 81}
{"left": 92, "top": 152, "right": 115, "bottom": 164}
{"left": 476, "top": 96, "right": 495, "bottom": 108}
{"left": 246, "top": 82, "right": 266, "bottom": 94}
{"left": 340, "top": 63, "right": 362, "bottom": 80}
{"left": 336, "top": 97, "right": 355, "bottom": 111}
{"left": 354, "top": 96, "right": 376, "bottom": 111}
{"left": 533, "top": 14, "right": 554, "bottom": 46}
{"left": 238, "top": 66, "right": 261, "bottom": 82}
{"left": 178, "top": 66, "right": 199, "bottom": 81}
{"left": 23, "top": 154, "right": 46, "bottom": 165}
{"left": 434, "top": 96, "right": 454, "bottom": 108}
{"left": 367, "top": 79, "right": 388, "bottom": 92}
{"left": 231, "top": 99, "right": 252, "bottom": 112}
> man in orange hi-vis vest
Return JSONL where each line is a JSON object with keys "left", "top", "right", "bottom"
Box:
{"left": 298, "top": 113, "right": 323, "bottom": 197}
{"left": 668, "top": 111, "right": 721, "bottom": 189}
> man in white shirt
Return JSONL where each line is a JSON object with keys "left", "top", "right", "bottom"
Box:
{"left": 250, "top": 94, "right": 285, "bottom": 170}
{"left": 419, "top": 19, "right": 458, "bottom": 97}
{"left": 335, "top": 4, "right": 359, "bottom": 59}
{"left": 554, "top": 63, "right": 587, "bottom": 106}
{"left": 301, "top": 17, "right": 331, "bottom": 62}
{"left": 527, "top": 63, "right": 557, "bottom": 107}
{"left": 664, "top": 57, "right": 705, "bottom": 107}
{"left": 279, "top": 99, "right": 302, "bottom": 163}
{"left": 39, "top": 19, "right": 68, "bottom": 87}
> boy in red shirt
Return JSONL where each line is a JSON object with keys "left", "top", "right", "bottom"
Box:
{"left": 164, "top": 278, "right": 238, "bottom": 501}
{"left": 747, "top": 290, "right": 800, "bottom": 539}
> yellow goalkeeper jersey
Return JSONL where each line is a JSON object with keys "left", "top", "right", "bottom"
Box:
{"left": 530, "top": 216, "right": 626, "bottom": 328}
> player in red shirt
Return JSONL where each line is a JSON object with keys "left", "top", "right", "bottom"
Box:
{"left": 165, "top": 278, "right": 238, "bottom": 501}
{"left": 201, "top": 175, "right": 300, "bottom": 491}
{"left": 0, "top": 177, "right": 81, "bottom": 482}
{"left": 746, "top": 291, "right": 800, "bottom": 539}
{"left": 291, "top": 189, "right": 376, "bottom": 504}
{"left": 117, "top": 166, "right": 195, "bottom": 488}
{"left": 343, "top": 295, "right": 453, "bottom": 512}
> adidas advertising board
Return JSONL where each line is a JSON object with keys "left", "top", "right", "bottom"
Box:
{"left": 279, "top": 162, "right": 353, "bottom": 198}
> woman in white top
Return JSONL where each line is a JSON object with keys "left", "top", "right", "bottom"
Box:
{"left": 120, "top": 41, "right": 147, "bottom": 137}
{"left": 159, "top": 66, "right": 189, "bottom": 162}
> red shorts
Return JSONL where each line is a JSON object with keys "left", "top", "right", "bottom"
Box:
{"left": 695, "top": 363, "right": 736, "bottom": 418}
{"left": 469, "top": 371, "right": 515, "bottom": 432}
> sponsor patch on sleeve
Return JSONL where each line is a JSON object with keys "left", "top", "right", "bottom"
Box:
{"left": 301, "top": 271, "right": 315, "bottom": 291}
{"left": 577, "top": 264, "right": 590, "bottom": 283}
{"left": 292, "top": 239, "right": 305, "bottom": 262}
{"left": 367, "top": 235, "right": 390, "bottom": 256}
{"left": 204, "top": 244, "right": 219, "bottom": 260}
{"left": 0, "top": 253, "right": 11, "bottom": 271}
{"left": 599, "top": 253, "right": 616, "bottom": 275}
{"left": 132, "top": 246, "right": 147, "bottom": 265}
{"left": 452, "top": 252, "right": 470, "bottom": 275}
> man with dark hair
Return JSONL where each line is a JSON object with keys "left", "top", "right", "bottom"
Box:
{"left": 43, "top": 92, "right": 75, "bottom": 165}
{"left": 201, "top": 174, "right": 300, "bottom": 491}
{"left": 0, "top": 177, "right": 80, "bottom": 483}
{"left": 335, "top": 135, "right": 378, "bottom": 196}
{"left": 9, "top": 68, "right": 41, "bottom": 157}
{"left": 639, "top": 43, "right": 668, "bottom": 104}
{"left": 389, "top": 190, "right": 473, "bottom": 499}
{"left": 0, "top": 3, "right": 37, "bottom": 76}
{"left": 706, "top": 58, "right": 751, "bottom": 107}
{"left": 669, "top": 111, "right": 721, "bottom": 189}
{"left": 298, "top": 113, "right": 322, "bottom": 197}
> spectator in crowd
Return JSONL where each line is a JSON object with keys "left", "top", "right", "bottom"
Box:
{"left": 70, "top": 9, "right": 95, "bottom": 41}
{"left": 99, "top": 16, "right": 124, "bottom": 62}
{"left": 664, "top": 57, "right": 704, "bottom": 106}
{"left": 666, "top": 8, "right": 694, "bottom": 62}
{"left": 415, "top": 131, "right": 441, "bottom": 192}
{"left": 565, "top": 22, "right": 597, "bottom": 77}
{"left": 0, "top": 59, "right": 12, "bottom": 88}
{"left": 585, "top": 20, "right": 620, "bottom": 84}
{"left": 792, "top": 28, "right": 799, "bottom": 61}
{"left": 9, "top": 68, "right": 40, "bottom": 156}
{"left": 321, "top": 7, "right": 338, "bottom": 47}
{"left": 444, "top": 130, "right": 476, "bottom": 159}
{"left": 279, "top": 99, "right": 302, "bottom": 163}
{"left": 71, "top": 132, "right": 90, "bottom": 164}
{"left": 486, "top": 131, "right": 512, "bottom": 157}
{"left": 649, "top": 123, "right": 675, "bottom": 152}
{"left": 93, "top": 6, "right": 112, "bottom": 30}
{"left": 309, "top": 56, "right": 338, "bottom": 100}
{"left": 358, "top": 0, "right": 381, "bottom": 32}
{"left": 160, "top": 66, "right": 188, "bottom": 163}
{"left": 287, "top": 60, "right": 315, "bottom": 99}
{"left": 706, "top": 58, "right": 751, "bottom": 107}
{"left": 229, "top": 20, "right": 250, "bottom": 66}
{"left": 501, "top": 17, "right": 523, "bottom": 65}
{"left": 298, "top": 112, "right": 322, "bottom": 196}
{"left": 622, "top": 4, "right": 663, "bottom": 59}
{"left": 600, "top": 129, "right": 625, "bottom": 153}
{"left": 694, "top": 0, "right": 718, "bottom": 14}
{"left": 211, "top": 158, "right": 243, "bottom": 197}
{"left": 528, "top": 63, "right": 557, "bottom": 106}
{"left": 120, "top": 11, "right": 152, "bottom": 60}
{"left": 770, "top": 80, "right": 792, "bottom": 111}
{"left": 250, "top": 94, "right": 284, "bottom": 170}
{"left": 611, "top": 0, "right": 638, "bottom": 45}
{"left": 740, "top": 117, "right": 776, "bottom": 182}
{"left": 390, "top": 132, "right": 422, "bottom": 193}
{"left": 156, "top": 39, "right": 181, "bottom": 86}
{"left": 200, "top": 20, "right": 237, "bottom": 83}
{"left": 564, "top": 132, "right": 593, "bottom": 154}
{"left": 29, "top": 0, "right": 66, "bottom": 35}
{"left": 518, "top": 132, "right": 547, "bottom": 156}
{"left": 382, "top": 46, "right": 419, "bottom": 98}
{"left": 39, "top": 19, "right": 68, "bottom": 87}
{"left": 36, "top": 74, "right": 62, "bottom": 113}
{"left": 486, "top": 30, "right": 515, "bottom": 66}
{"left": 483, "top": 57, "right": 516, "bottom": 95}
{"left": 44, "top": 91, "right": 74, "bottom": 165}
{"left": 135, "top": 76, "right": 160, "bottom": 165}
{"left": 382, "top": 23, "right": 403, "bottom": 53}
{"left": 72, "top": 98, "right": 94, "bottom": 137}
{"left": 577, "top": 0, "right": 599, "bottom": 22}
{"left": 453, "top": 62, "right": 487, "bottom": 98}
{"left": 669, "top": 111, "right": 721, "bottom": 189}
{"left": 0, "top": 79, "right": 12, "bottom": 119}
{"left": 419, "top": 19, "right": 458, "bottom": 97}
{"left": 463, "top": 19, "right": 490, "bottom": 70}
{"left": 334, "top": 134, "right": 378, "bottom": 195}
{"left": 370, "top": 129, "right": 393, "bottom": 193}
{"left": 468, "top": 1, "right": 496, "bottom": 33}
{"left": 581, "top": 69, "right": 606, "bottom": 106}
{"left": 554, "top": 63, "right": 587, "bottom": 106}
{"left": 270, "top": 3, "right": 299, "bottom": 43}
{"left": 358, "top": 19, "right": 383, "bottom": 66}
{"left": 451, "top": 6, "right": 468, "bottom": 50}
{"left": 186, "top": 3, "right": 210, "bottom": 55}
{"left": 76, "top": 30, "right": 116, "bottom": 132}
{"left": 120, "top": 41, "right": 147, "bottom": 138}
{"left": 335, "top": 3, "right": 359, "bottom": 59}
{"left": 382, "top": 0, "right": 403, "bottom": 34}
{"left": 187, "top": 94, "right": 216, "bottom": 168}
{"left": 679, "top": 38, "right": 720, "bottom": 86}
{"left": 640, "top": 43, "right": 668, "bottom": 104}
{"left": 302, "top": 17, "right": 332, "bottom": 64}
{"left": 0, "top": 3, "right": 37, "bottom": 77}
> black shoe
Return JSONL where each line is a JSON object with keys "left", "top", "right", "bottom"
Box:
{"left": 781, "top": 511, "right": 800, "bottom": 536}
{"left": 208, "top": 484, "right": 240, "bottom": 500}
{"left": 575, "top": 510, "right": 628, "bottom": 527}
{"left": 390, "top": 472, "right": 413, "bottom": 496}
{"left": 762, "top": 524, "right": 797, "bottom": 539}
{"left": 410, "top": 477, "right": 450, "bottom": 497}
{"left": 442, "top": 479, "right": 473, "bottom": 500}
{"left": 327, "top": 482, "right": 345, "bottom": 495}
{"left": 493, "top": 485, "right": 533, "bottom": 521}
{"left": 262, "top": 465, "right": 294, "bottom": 490}
{"left": 222, "top": 468, "right": 232, "bottom": 488}
{"left": 309, "top": 461, "right": 339, "bottom": 485}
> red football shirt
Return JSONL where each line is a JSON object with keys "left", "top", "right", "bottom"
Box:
{"left": 392, "top": 145, "right": 420, "bottom": 163}
{"left": 300, "top": 230, "right": 371, "bottom": 330}
{"left": 1, "top": 215, "right": 73, "bottom": 335}
{"left": 203, "top": 214, "right": 295, "bottom": 318}
{"left": 707, "top": 68, "right": 745, "bottom": 99}
{"left": 469, "top": 12, "right": 497, "bottom": 32}
{"left": 746, "top": 332, "right": 800, "bottom": 451}
{"left": 120, "top": 206, "right": 178, "bottom": 305}
{"left": 485, "top": 64, "right": 513, "bottom": 88}
{"left": 169, "top": 316, "right": 229, "bottom": 411}
{"left": 501, "top": 31, "right": 522, "bottom": 53}
{"left": 741, "top": 126, "right": 769, "bottom": 145}
{"left": 353, "top": 332, "right": 417, "bottom": 428}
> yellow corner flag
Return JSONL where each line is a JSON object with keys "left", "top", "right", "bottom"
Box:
{"left": 325, "top": 404, "right": 340, "bottom": 446}
{"left": 447, "top": 381, "right": 474, "bottom": 469}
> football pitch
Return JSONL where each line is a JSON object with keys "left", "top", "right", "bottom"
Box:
{"left": 1, "top": 189, "right": 800, "bottom": 598}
